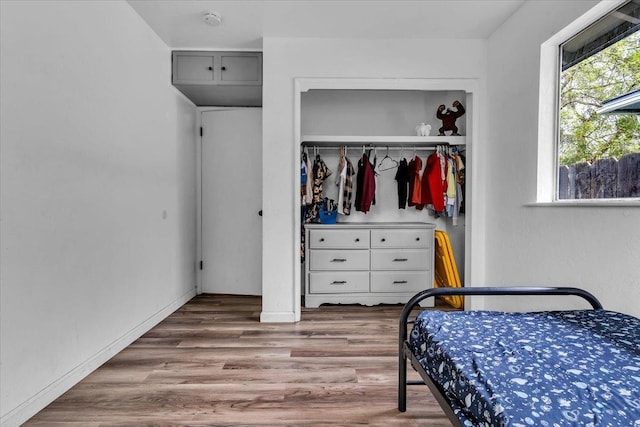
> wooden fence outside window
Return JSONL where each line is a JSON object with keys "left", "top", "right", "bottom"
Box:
{"left": 559, "top": 152, "right": 640, "bottom": 199}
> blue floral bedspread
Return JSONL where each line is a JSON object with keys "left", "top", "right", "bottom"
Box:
{"left": 409, "top": 309, "right": 640, "bottom": 427}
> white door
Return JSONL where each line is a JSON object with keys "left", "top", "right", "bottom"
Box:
{"left": 201, "top": 109, "right": 262, "bottom": 295}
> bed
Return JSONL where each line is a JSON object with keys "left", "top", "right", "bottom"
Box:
{"left": 398, "top": 287, "right": 640, "bottom": 426}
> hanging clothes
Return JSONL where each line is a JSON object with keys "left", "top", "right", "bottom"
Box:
{"left": 445, "top": 155, "right": 456, "bottom": 217}
{"left": 304, "top": 154, "right": 312, "bottom": 206}
{"left": 335, "top": 146, "right": 354, "bottom": 215}
{"left": 395, "top": 158, "right": 410, "bottom": 209}
{"left": 408, "top": 156, "right": 424, "bottom": 210}
{"left": 422, "top": 150, "right": 448, "bottom": 213}
{"left": 452, "top": 181, "right": 464, "bottom": 225}
{"left": 355, "top": 152, "right": 376, "bottom": 213}
{"left": 336, "top": 146, "right": 346, "bottom": 214}
{"left": 454, "top": 152, "right": 466, "bottom": 214}
{"left": 300, "top": 151, "right": 312, "bottom": 207}
{"left": 369, "top": 148, "right": 377, "bottom": 207}
{"left": 450, "top": 150, "right": 465, "bottom": 224}
{"left": 305, "top": 153, "right": 332, "bottom": 223}
{"left": 420, "top": 155, "right": 432, "bottom": 208}
{"left": 300, "top": 150, "right": 311, "bottom": 264}
{"left": 342, "top": 156, "right": 355, "bottom": 215}
{"left": 301, "top": 154, "right": 308, "bottom": 186}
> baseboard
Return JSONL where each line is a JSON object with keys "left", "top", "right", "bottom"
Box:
{"left": 260, "top": 310, "right": 296, "bottom": 323}
{"left": 0, "top": 287, "right": 196, "bottom": 427}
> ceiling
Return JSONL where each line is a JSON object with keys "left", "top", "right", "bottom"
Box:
{"left": 127, "top": 0, "right": 526, "bottom": 50}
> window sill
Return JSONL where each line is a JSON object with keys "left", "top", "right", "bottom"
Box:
{"left": 527, "top": 199, "right": 640, "bottom": 207}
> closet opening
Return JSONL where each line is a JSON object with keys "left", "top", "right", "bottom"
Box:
{"left": 294, "top": 79, "right": 479, "bottom": 318}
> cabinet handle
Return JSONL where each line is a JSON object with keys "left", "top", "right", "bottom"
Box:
{"left": 319, "top": 238, "right": 325, "bottom": 242}
{"left": 221, "top": 66, "right": 226, "bottom": 71}
{"left": 208, "top": 66, "right": 213, "bottom": 71}
{"left": 393, "top": 258, "right": 409, "bottom": 262}
{"left": 381, "top": 238, "right": 386, "bottom": 242}
{"left": 331, "top": 258, "right": 347, "bottom": 262}
{"left": 416, "top": 237, "right": 420, "bottom": 241}
{"left": 331, "top": 280, "right": 347, "bottom": 285}
{"left": 355, "top": 238, "right": 360, "bottom": 242}
{"left": 393, "top": 280, "right": 408, "bottom": 284}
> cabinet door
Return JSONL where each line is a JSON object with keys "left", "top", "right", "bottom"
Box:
{"left": 219, "top": 53, "right": 262, "bottom": 85}
{"left": 173, "top": 53, "right": 215, "bottom": 83}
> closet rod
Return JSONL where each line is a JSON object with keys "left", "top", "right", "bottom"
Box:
{"left": 302, "top": 145, "right": 451, "bottom": 151}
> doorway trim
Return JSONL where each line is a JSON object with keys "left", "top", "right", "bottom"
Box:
{"left": 293, "top": 77, "right": 485, "bottom": 319}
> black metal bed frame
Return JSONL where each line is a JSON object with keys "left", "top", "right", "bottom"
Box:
{"left": 397, "top": 286, "right": 603, "bottom": 425}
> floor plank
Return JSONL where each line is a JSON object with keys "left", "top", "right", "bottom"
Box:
{"left": 25, "top": 294, "right": 453, "bottom": 426}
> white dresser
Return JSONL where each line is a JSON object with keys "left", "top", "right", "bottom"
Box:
{"left": 304, "top": 223, "right": 435, "bottom": 308}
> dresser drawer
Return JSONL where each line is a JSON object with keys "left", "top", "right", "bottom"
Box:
{"left": 308, "top": 272, "right": 370, "bottom": 294}
{"left": 370, "top": 229, "right": 432, "bottom": 249}
{"left": 370, "top": 271, "right": 429, "bottom": 293}
{"left": 309, "top": 250, "right": 369, "bottom": 270}
{"left": 309, "top": 229, "right": 370, "bottom": 249}
{"left": 370, "top": 249, "right": 430, "bottom": 270}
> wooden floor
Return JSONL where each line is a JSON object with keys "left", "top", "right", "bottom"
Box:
{"left": 26, "top": 294, "right": 453, "bottom": 426}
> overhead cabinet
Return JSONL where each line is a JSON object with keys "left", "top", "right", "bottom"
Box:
{"left": 171, "top": 51, "right": 262, "bottom": 106}
{"left": 173, "top": 51, "right": 262, "bottom": 85}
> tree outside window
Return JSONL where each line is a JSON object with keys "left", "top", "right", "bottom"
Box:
{"left": 558, "top": 4, "right": 640, "bottom": 200}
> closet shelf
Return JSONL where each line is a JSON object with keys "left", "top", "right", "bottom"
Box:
{"left": 301, "top": 135, "right": 466, "bottom": 146}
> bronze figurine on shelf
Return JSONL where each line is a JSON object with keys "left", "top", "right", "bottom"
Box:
{"left": 436, "top": 100, "right": 465, "bottom": 136}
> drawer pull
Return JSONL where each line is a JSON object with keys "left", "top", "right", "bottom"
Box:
{"left": 331, "top": 258, "right": 347, "bottom": 262}
{"left": 416, "top": 237, "right": 420, "bottom": 241}
{"left": 393, "top": 280, "right": 408, "bottom": 284}
{"left": 393, "top": 258, "right": 409, "bottom": 262}
{"left": 319, "top": 238, "right": 325, "bottom": 242}
{"left": 355, "top": 238, "right": 360, "bottom": 242}
{"left": 381, "top": 238, "right": 386, "bottom": 242}
{"left": 331, "top": 280, "right": 347, "bottom": 285}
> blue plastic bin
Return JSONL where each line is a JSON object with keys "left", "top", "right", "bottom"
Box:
{"left": 319, "top": 209, "right": 337, "bottom": 224}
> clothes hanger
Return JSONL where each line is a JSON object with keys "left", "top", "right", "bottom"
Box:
{"left": 378, "top": 146, "right": 399, "bottom": 171}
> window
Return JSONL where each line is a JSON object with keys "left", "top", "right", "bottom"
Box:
{"left": 557, "top": 0, "right": 640, "bottom": 200}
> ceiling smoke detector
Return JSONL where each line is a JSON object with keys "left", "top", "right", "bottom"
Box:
{"left": 203, "top": 11, "right": 222, "bottom": 26}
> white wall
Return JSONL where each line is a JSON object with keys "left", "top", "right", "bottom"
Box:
{"left": 0, "top": 1, "right": 197, "bottom": 425}
{"left": 261, "top": 38, "right": 489, "bottom": 321}
{"left": 485, "top": 1, "right": 640, "bottom": 315}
